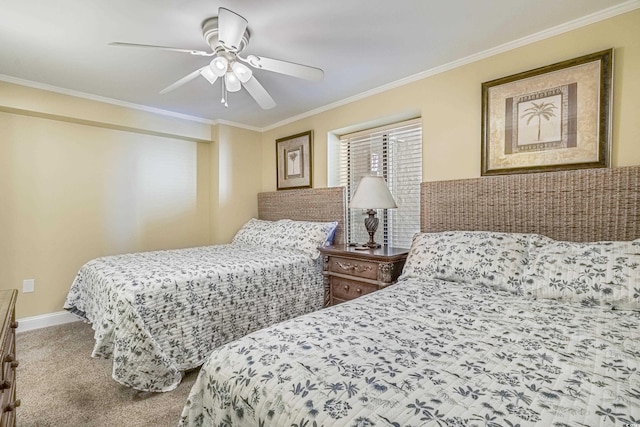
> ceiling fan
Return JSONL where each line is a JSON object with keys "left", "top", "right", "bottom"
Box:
{"left": 110, "top": 7, "right": 324, "bottom": 109}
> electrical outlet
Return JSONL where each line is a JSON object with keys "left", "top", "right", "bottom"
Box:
{"left": 23, "top": 279, "right": 35, "bottom": 293}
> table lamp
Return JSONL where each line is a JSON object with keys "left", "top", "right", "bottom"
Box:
{"left": 349, "top": 175, "right": 397, "bottom": 248}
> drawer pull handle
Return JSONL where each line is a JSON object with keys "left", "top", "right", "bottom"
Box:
{"left": 3, "top": 400, "right": 20, "bottom": 413}
{"left": 343, "top": 285, "right": 349, "bottom": 291}
{"left": 4, "top": 354, "right": 18, "bottom": 368}
{"left": 335, "top": 261, "right": 373, "bottom": 274}
{"left": 337, "top": 261, "right": 356, "bottom": 271}
{"left": 356, "top": 288, "right": 362, "bottom": 294}
{"left": 0, "top": 380, "right": 11, "bottom": 390}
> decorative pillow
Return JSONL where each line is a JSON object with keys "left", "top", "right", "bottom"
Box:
{"left": 232, "top": 218, "right": 338, "bottom": 259}
{"left": 522, "top": 237, "right": 640, "bottom": 310}
{"left": 399, "top": 231, "right": 535, "bottom": 294}
{"left": 232, "top": 218, "right": 278, "bottom": 247}
{"left": 274, "top": 219, "right": 338, "bottom": 258}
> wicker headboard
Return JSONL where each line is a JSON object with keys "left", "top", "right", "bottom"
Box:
{"left": 421, "top": 166, "right": 640, "bottom": 242}
{"left": 258, "top": 187, "right": 346, "bottom": 245}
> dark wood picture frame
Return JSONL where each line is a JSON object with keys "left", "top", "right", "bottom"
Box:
{"left": 276, "top": 130, "right": 313, "bottom": 190}
{"left": 481, "top": 49, "right": 613, "bottom": 176}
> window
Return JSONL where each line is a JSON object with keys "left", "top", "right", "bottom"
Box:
{"left": 333, "top": 118, "right": 422, "bottom": 248}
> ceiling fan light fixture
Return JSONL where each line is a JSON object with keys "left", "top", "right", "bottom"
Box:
{"left": 231, "top": 62, "right": 252, "bottom": 83}
{"left": 225, "top": 72, "right": 242, "bottom": 92}
{"left": 199, "top": 67, "right": 218, "bottom": 84}
{"left": 113, "top": 7, "right": 322, "bottom": 110}
{"left": 210, "top": 56, "right": 229, "bottom": 77}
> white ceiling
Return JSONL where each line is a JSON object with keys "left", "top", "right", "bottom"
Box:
{"left": 0, "top": 0, "right": 636, "bottom": 130}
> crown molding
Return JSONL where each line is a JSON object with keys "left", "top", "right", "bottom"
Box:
{"left": 2, "top": 0, "right": 638, "bottom": 133}
{"left": 261, "top": 0, "right": 640, "bottom": 131}
{"left": 0, "top": 73, "right": 217, "bottom": 125}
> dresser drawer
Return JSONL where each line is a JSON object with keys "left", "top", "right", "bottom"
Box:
{"left": 2, "top": 350, "right": 16, "bottom": 390}
{"left": 328, "top": 257, "right": 378, "bottom": 281}
{"left": 0, "top": 401, "right": 16, "bottom": 427}
{"left": 0, "top": 348, "right": 13, "bottom": 383}
{"left": 331, "top": 277, "right": 378, "bottom": 301}
{"left": 0, "top": 290, "right": 18, "bottom": 427}
{"left": 0, "top": 368, "right": 17, "bottom": 414}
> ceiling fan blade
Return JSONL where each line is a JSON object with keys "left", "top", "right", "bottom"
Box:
{"left": 218, "top": 8, "right": 248, "bottom": 52}
{"left": 109, "top": 42, "right": 213, "bottom": 57}
{"left": 243, "top": 76, "right": 276, "bottom": 110}
{"left": 160, "top": 66, "right": 207, "bottom": 94}
{"left": 243, "top": 55, "right": 324, "bottom": 81}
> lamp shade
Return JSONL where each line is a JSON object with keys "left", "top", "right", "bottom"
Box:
{"left": 199, "top": 67, "right": 219, "bottom": 84}
{"left": 210, "top": 56, "right": 229, "bottom": 77}
{"left": 232, "top": 61, "right": 252, "bottom": 83}
{"left": 225, "top": 72, "right": 241, "bottom": 92}
{"left": 349, "top": 176, "right": 397, "bottom": 209}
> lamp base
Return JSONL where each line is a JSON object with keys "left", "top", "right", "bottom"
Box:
{"left": 363, "top": 209, "right": 381, "bottom": 248}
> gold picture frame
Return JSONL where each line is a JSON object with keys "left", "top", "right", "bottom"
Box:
{"left": 481, "top": 49, "right": 613, "bottom": 176}
{"left": 276, "top": 130, "right": 313, "bottom": 190}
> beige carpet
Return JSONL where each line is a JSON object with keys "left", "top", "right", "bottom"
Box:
{"left": 16, "top": 321, "right": 199, "bottom": 427}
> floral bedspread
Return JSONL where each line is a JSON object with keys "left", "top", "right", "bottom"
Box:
{"left": 179, "top": 279, "right": 640, "bottom": 426}
{"left": 64, "top": 244, "right": 324, "bottom": 392}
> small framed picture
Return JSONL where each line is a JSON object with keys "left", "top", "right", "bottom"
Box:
{"left": 481, "top": 49, "right": 613, "bottom": 176}
{"left": 276, "top": 130, "right": 313, "bottom": 190}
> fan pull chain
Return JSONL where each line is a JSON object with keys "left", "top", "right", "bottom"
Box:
{"left": 221, "top": 78, "right": 228, "bottom": 108}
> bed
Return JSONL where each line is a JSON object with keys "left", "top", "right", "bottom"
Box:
{"left": 179, "top": 167, "right": 640, "bottom": 426}
{"left": 63, "top": 187, "right": 346, "bottom": 392}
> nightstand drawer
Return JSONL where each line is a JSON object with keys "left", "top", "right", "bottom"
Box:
{"left": 331, "top": 277, "right": 378, "bottom": 301}
{"left": 327, "top": 257, "right": 378, "bottom": 281}
{"left": 319, "top": 245, "right": 409, "bottom": 307}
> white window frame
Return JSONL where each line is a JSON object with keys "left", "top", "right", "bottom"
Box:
{"left": 329, "top": 118, "right": 422, "bottom": 248}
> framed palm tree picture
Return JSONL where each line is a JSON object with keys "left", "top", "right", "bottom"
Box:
{"left": 481, "top": 49, "right": 612, "bottom": 176}
{"left": 276, "top": 130, "right": 313, "bottom": 190}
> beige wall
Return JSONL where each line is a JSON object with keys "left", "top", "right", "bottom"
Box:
{"left": 1, "top": 83, "right": 264, "bottom": 318}
{"left": 260, "top": 9, "right": 640, "bottom": 189}
{"left": 0, "top": 84, "right": 215, "bottom": 318}
{"left": 208, "top": 124, "right": 262, "bottom": 244}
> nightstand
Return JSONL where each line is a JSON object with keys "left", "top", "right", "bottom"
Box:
{"left": 318, "top": 245, "right": 409, "bottom": 306}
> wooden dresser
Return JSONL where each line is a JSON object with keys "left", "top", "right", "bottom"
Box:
{"left": 319, "top": 245, "right": 409, "bottom": 306}
{"left": 0, "top": 290, "right": 18, "bottom": 427}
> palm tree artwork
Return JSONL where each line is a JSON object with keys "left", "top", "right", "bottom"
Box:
{"left": 287, "top": 149, "right": 301, "bottom": 177}
{"left": 520, "top": 101, "right": 557, "bottom": 142}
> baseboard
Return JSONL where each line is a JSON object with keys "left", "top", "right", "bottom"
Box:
{"left": 16, "top": 311, "right": 80, "bottom": 334}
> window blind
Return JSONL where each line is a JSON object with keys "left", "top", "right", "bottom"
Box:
{"left": 337, "top": 118, "right": 422, "bottom": 248}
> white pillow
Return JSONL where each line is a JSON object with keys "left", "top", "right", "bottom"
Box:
{"left": 399, "top": 231, "right": 535, "bottom": 294}
{"left": 522, "top": 237, "right": 640, "bottom": 310}
{"left": 275, "top": 219, "right": 338, "bottom": 258}
{"left": 231, "top": 218, "right": 278, "bottom": 247}
{"left": 232, "top": 218, "right": 338, "bottom": 259}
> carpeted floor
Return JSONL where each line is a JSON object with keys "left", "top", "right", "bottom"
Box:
{"left": 16, "top": 321, "right": 199, "bottom": 427}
